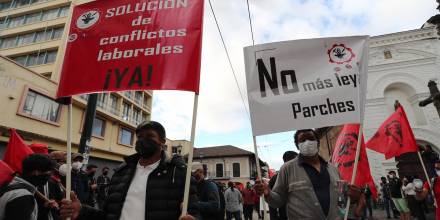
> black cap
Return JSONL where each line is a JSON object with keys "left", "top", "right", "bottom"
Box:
{"left": 136, "top": 121, "right": 166, "bottom": 140}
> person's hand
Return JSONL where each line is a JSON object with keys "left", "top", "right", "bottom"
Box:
{"left": 44, "top": 199, "right": 59, "bottom": 210}
{"left": 254, "top": 180, "right": 270, "bottom": 197}
{"left": 60, "top": 192, "right": 81, "bottom": 220}
{"left": 179, "top": 214, "right": 196, "bottom": 220}
{"left": 346, "top": 185, "right": 362, "bottom": 201}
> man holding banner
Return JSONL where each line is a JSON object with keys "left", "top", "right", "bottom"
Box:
{"left": 60, "top": 121, "right": 199, "bottom": 220}
{"left": 254, "top": 129, "right": 363, "bottom": 219}
{"left": 244, "top": 35, "right": 370, "bottom": 219}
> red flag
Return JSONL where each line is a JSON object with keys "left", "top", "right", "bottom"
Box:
{"left": 3, "top": 129, "right": 34, "bottom": 173}
{"left": 0, "top": 160, "right": 14, "bottom": 187}
{"left": 56, "top": 0, "right": 204, "bottom": 98}
{"left": 332, "top": 124, "right": 377, "bottom": 198}
{"left": 366, "top": 106, "right": 418, "bottom": 159}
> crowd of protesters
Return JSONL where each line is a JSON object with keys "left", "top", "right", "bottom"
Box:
{"left": 1, "top": 121, "right": 440, "bottom": 220}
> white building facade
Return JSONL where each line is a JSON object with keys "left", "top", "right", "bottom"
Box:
{"left": 364, "top": 26, "right": 440, "bottom": 182}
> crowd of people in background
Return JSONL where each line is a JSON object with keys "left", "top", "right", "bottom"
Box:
{"left": 1, "top": 121, "right": 440, "bottom": 220}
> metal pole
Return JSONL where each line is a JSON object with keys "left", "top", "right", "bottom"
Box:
{"left": 344, "top": 124, "right": 364, "bottom": 220}
{"left": 253, "top": 136, "right": 268, "bottom": 219}
{"left": 417, "top": 151, "right": 437, "bottom": 207}
{"left": 181, "top": 94, "right": 199, "bottom": 215}
{"left": 78, "top": 93, "right": 98, "bottom": 166}
{"left": 66, "top": 103, "right": 72, "bottom": 220}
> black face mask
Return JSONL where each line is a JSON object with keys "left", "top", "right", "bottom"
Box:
{"left": 25, "top": 174, "right": 51, "bottom": 187}
{"left": 135, "top": 138, "right": 160, "bottom": 159}
{"left": 103, "top": 171, "right": 108, "bottom": 176}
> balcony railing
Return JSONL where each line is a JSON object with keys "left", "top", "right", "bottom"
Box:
{"left": 206, "top": 171, "right": 233, "bottom": 179}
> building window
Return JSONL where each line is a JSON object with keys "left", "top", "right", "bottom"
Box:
{"left": 42, "top": 8, "right": 59, "bottom": 20}
{"left": 132, "top": 108, "right": 140, "bottom": 125}
{"left": 384, "top": 50, "right": 392, "bottom": 59}
{"left": 119, "top": 127, "right": 133, "bottom": 146}
{"left": 172, "top": 146, "right": 178, "bottom": 154}
{"left": 97, "top": 93, "right": 107, "bottom": 108}
{"left": 91, "top": 117, "right": 105, "bottom": 137}
{"left": 124, "top": 91, "right": 132, "bottom": 99}
{"left": 21, "top": 89, "right": 60, "bottom": 123}
{"left": 1, "top": 5, "right": 70, "bottom": 29}
{"left": 109, "top": 94, "right": 119, "bottom": 114}
{"left": 11, "top": 50, "right": 57, "bottom": 67}
{"left": 122, "top": 102, "right": 130, "bottom": 121}
{"left": 134, "top": 91, "right": 142, "bottom": 104}
{"left": 216, "top": 164, "right": 223, "bottom": 178}
{"left": 232, "top": 163, "right": 240, "bottom": 177}
{"left": 143, "top": 96, "right": 149, "bottom": 109}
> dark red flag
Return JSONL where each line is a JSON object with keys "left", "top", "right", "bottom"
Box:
{"left": 3, "top": 129, "right": 34, "bottom": 173}
{"left": 56, "top": 0, "right": 204, "bottom": 97}
{"left": 0, "top": 160, "right": 14, "bottom": 187}
{"left": 366, "top": 106, "right": 418, "bottom": 159}
{"left": 332, "top": 124, "right": 377, "bottom": 198}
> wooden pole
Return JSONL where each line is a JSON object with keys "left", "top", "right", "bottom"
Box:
{"left": 344, "top": 124, "right": 364, "bottom": 220}
{"left": 181, "top": 94, "right": 199, "bottom": 215}
{"left": 253, "top": 136, "right": 268, "bottom": 219}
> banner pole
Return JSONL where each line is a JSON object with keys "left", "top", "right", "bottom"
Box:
{"left": 66, "top": 103, "right": 72, "bottom": 220}
{"left": 417, "top": 151, "right": 437, "bottom": 207}
{"left": 253, "top": 136, "right": 268, "bottom": 219}
{"left": 181, "top": 94, "right": 199, "bottom": 216}
{"left": 344, "top": 124, "right": 364, "bottom": 220}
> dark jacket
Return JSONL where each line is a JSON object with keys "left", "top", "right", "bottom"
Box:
{"left": 71, "top": 170, "right": 90, "bottom": 204}
{"left": 195, "top": 179, "right": 220, "bottom": 219}
{"left": 96, "top": 174, "right": 110, "bottom": 201}
{"left": 77, "top": 152, "right": 200, "bottom": 220}
{"left": 36, "top": 180, "right": 63, "bottom": 220}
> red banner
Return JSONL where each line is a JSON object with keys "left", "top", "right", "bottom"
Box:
{"left": 57, "top": 0, "right": 204, "bottom": 97}
{"left": 332, "top": 124, "right": 377, "bottom": 198}
{"left": 3, "top": 129, "right": 34, "bottom": 173}
{"left": 366, "top": 106, "right": 418, "bottom": 159}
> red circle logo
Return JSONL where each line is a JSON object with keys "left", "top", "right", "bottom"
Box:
{"left": 327, "top": 44, "right": 355, "bottom": 64}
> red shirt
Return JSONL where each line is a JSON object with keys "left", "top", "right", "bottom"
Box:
{"left": 424, "top": 178, "right": 440, "bottom": 220}
{"left": 242, "top": 189, "right": 256, "bottom": 205}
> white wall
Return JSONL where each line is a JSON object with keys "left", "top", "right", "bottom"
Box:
{"left": 364, "top": 26, "right": 440, "bottom": 182}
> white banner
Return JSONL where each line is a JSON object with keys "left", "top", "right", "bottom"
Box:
{"left": 244, "top": 36, "right": 369, "bottom": 136}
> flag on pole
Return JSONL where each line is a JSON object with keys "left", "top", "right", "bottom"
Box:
{"left": 366, "top": 106, "right": 418, "bottom": 159}
{"left": 332, "top": 124, "right": 377, "bottom": 198}
{"left": 0, "top": 160, "right": 14, "bottom": 187}
{"left": 56, "top": 0, "right": 204, "bottom": 97}
{"left": 3, "top": 129, "right": 34, "bottom": 173}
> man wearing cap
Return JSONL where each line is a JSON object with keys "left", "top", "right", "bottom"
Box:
{"left": 191, "top": 162, "right": 220, "bottom": 219}
{"left": 60, "top": 121, "right": 199, "bottom": 220}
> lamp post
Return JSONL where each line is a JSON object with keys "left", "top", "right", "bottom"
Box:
{"left": 419, "top": 80, "right": 440, "bottom": 118}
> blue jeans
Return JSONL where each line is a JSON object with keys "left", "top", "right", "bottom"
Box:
{"left": 384, "top": 197, "right": 396, "bottom": 218}
{"left": 226, "top": 211, "right": 241, "bottom": 220}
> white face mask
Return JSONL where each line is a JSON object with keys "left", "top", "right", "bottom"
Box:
{"left": 58, "top": 164, "right": 68, "bottom": 176}
{"left": 436, "top": 170, "right": 440, "bottom": 177}
{"left": 72, "top": 161, "right": 83, "bottom": 171}
{"left": 298, "top": 140, "right": 319, "bottom": 157}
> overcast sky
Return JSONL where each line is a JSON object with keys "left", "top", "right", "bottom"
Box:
{"left": 152, "top": 0, "right": 438, "bottom": 170}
